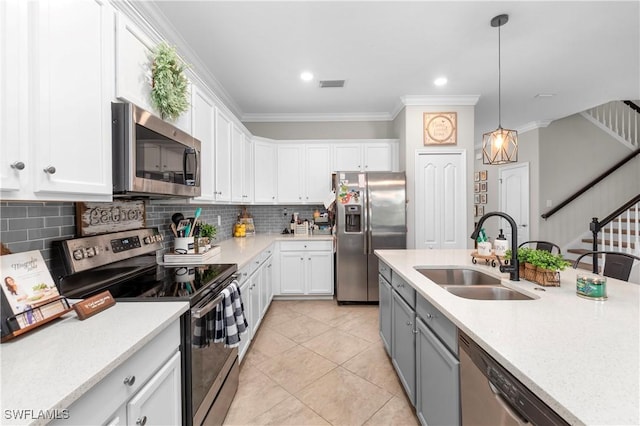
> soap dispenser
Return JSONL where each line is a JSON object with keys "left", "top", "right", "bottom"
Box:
{"left": 494, "top": 229, "right": 509, "bottom": 257}
{"left": 477, "top": 228, "right": 493, "bottom": 256}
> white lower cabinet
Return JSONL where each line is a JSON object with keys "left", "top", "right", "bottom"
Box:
{"left": 53, "top": 320, "right": 181, "bottom": 425}
{"left": 277, "top": 241, "right": 333, "bottom": 296}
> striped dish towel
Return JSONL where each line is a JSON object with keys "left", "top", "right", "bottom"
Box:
{"left": 214, "top": 280, "right": 248, "bottom": 347}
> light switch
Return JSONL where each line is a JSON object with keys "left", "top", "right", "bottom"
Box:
{"left": 217, "top": 215, "right": 221, "bottom": 226}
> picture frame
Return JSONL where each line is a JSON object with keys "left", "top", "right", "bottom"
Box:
{"left": 474, "top": 183, "right": 480, "bottom": 193}
{"left": 480, "top": 193, "right": 487, "bottom": 204}
{"left": 479, "top": 170, "right": 488, "bottom": 181}
{"left": 480, "top": 182, "right": 487, "bottom": 192}
{"left": 474, "top": 172, "right": 480, "bottom": 182}
{"left": 424, "top": 112, "right": 457, "bottom": 145}
{"left": 474, "top": 205, "right": 478, "bottom": 216}
{"left": 478, "top": 205, "right": 485, "bottom": 216}
{"left": 474, "top": 194, "right": 480, "bottom": 204}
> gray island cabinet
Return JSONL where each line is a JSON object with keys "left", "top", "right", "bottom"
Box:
{"left": 379, "top": 260, "right": 460, "bottom": 425}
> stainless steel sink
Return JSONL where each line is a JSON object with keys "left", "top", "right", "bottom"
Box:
{"left": 444, "top": 286, "right": 534, "bottom": 300}
{"left": 415, "top": 268, "right": 502, "bottom": 286}
{"left": 414, "top": 267, "right": 534, "bottom": 301}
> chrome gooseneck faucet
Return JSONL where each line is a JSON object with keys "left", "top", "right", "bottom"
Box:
{"left": 471, "top": 211, "right": 519, "bottom": 281}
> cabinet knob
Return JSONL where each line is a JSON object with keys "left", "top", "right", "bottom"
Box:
{"left": 136, "top": 416, "right": 148, "bottom": 426}
{"left": 10, "top": 161, "right": 25, "bottom": 170}
{"left": 123, "top": 375, "right": 136, "bottom": 386}
{"left": 43, "top": 166, "right": 56, "bottom": 174}
{"left": 298, "top": 196, "right": 302, "bottom": 200}
{"left": 272, "top": 196, "right": 275, "bottom": 200}
{"left": 300, "top": 257, "right": 304, "bottom": 260}
{"left": 406, "top": 321, "right": 412, "bottom": 326}
{"left": 425, "top": 312, "right": 434, "bottom": 319}
{"left": 255, "top": 260, "right": 260, "bottom": 264}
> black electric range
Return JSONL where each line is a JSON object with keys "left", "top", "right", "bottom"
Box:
{"left": 51, "top": 228, "right": 240, "bottom": 426}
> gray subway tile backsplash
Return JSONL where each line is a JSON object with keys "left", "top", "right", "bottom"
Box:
{"left": 0, "top": 201, "right": 325, "bottom": 266}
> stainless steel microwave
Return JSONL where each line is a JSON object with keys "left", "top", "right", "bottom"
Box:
{"left": 112, "top": 102, "right": 201, "bottom": 198}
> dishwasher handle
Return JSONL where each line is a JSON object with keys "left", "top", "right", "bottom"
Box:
{"left": 488, "top": 378, "right": 530, "bottom": 425}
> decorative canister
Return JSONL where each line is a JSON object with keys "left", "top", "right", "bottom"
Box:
{"left": 576, "top": 273, "right": 607, "bottom": 300}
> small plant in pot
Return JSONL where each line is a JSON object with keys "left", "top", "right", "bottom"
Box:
{"left": 505, "top": 247, "right": 534, "bottom": 278}
{"left": 524, "top": 249, "right": 571, "bottom": 286}
{"left": 198, "top": 223, "right": 217, "bottom": 251}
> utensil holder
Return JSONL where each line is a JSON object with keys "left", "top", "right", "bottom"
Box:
{"left": 174, "top": 237, "right": 195, "bottom": 254}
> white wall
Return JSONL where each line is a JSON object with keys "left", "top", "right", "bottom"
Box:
{"left": 403, "top": 105, "right": 476, "bottom": 248}
{"left": 243, "top": 121, "right": 396, "bottom": 140}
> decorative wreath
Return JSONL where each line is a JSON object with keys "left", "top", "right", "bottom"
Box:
{"left": 151, "top": 42, "right": 189, "bottom": 121}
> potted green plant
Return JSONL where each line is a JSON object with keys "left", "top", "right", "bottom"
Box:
{"left": 526, "top": 249, "right": 571, "bottom": 286}
{"left": 505, "top": 247, "right": 533, "bottom": 278}
{"left": 198, "top": 223, "right": 217, "bottom": 252}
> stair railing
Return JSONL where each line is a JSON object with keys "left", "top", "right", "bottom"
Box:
{"left": 582, "top": 100, "right": 639, "bottom": 150}
{"left": 589, "top": 194, "right": 640, "bottom": 273}
{"left": 541, "top": 148, "right": 640, "bottom": 219}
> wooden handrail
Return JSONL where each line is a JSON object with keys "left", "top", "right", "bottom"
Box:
{"left": 591, "top": 193, "right": 640, "bottom": 233}
{"left": 623, "top": 100, "right": 640, "bottom": 114}
{"left": 541, "top": 148, "right": 640, "bottom": 219}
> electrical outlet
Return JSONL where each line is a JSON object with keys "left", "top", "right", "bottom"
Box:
{"left": 217, "top": 215, "right": 221, "bottom": 226}
{"left": 283, "top": 208, "right": 288, "bottom": 217}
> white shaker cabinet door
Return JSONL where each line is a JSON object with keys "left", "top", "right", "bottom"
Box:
{"left": 363, "top": 143, "right": 392, "bottom": 171}
{"left": 191, "top": 86, "right": 216, "bottom": 201}
{"left": 231, "top": 126, "right": 245, "bottom": 203}
{"left": 333, "top": 144, "right": 363, "bottom": 172}
{"left": 305, "top": 144, "right": 332, "bottom": 203}
{"left": 30, "top": 0, "right": 114, "bottom": 199}
{"left": 277, "top": 145, "right": 304, "bottom": 203}
{"left": 214, "top": 108, "right": 232, "bottom": 202}
{"left": 126, "top": 351, "right": 182, "bottom": 426}
{"left": 306, "top": 251, "right": 333, "bottom": 294}
{"left": 253, "top": 140, "right": 277, "bottom": 202}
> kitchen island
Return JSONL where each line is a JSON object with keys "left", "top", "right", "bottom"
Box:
{"left": 375, "top": 249, "right": 639, "bottom": 425}
{"left": 0, "top": 301, "right": 189, "bottom": 425}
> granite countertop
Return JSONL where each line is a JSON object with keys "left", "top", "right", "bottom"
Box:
{"left": 375, "top": 249, "right": 639, "bottom": 426}
{"left": 0, "top": 301, "right": 189, "bottom": 425}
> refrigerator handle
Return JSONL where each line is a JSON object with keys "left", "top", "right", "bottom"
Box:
{"left": 366, "top": 183, "right": 373, "bottom": 255}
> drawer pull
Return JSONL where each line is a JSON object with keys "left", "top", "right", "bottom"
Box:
{"left": 11, "top": 161, "right": 25, "bottom": 170}
{"left": 136, "top": 416, "right": 148, "bottom": 426}
{"left": 425, "top": 312, "right": 434, "bottom": 319}
{"left": 123, "top": 375, "right": 136, "bottom": 386}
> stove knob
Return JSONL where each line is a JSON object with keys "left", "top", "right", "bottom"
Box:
{"left": 73, "top": 249, "right": 84, "bottom": 260}
{"left": 86, "top": 247, "right": 97, "bottom": 257}
{"left": 157, "top": 233, "right": 164, "bottom": 241}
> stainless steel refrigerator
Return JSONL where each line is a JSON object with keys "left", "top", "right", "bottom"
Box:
{"left": 334, "top": 171, "right": 407, "bottom": 303}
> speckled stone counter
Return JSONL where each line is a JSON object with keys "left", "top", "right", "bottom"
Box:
{"left": 375, "top": 249, "right": 640, "bottom": 426}
{"left": 0, "top": 301, "right": 189, "bottom": 425}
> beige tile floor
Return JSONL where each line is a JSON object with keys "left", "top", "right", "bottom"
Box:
{"left": 223, "top": 300, "right": 419, "bottom": 426}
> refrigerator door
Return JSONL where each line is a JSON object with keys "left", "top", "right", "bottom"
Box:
{"left": 335, "top": 172, "right": 368, "bottom": 302}
{"left": 366, "top": 172, "right": 407, "bottom": 301}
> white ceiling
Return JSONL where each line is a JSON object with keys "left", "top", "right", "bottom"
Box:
{"left": 138, "top": 1, "right": 640, "bottom": 138}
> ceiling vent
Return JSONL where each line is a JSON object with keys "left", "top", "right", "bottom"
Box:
{"left": 319, "top": 80, "right": 346, "bottom": 88}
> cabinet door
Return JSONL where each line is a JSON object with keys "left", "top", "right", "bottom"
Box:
{"left": 277, "top": 145, "right": 304, "bottom": 202}
{"left": 379, "top": 275, "right": 392, "bottom": 355}
{"left": 391, "top": 290, "right": 416, "bottom": 406}
{"left": 416, "top": 318, "right": 460, "bottom": 426}
{"left": 305, "top": 144, "right": 332, "bottom": 203}
{"left": 0, "top": 0, "right": 24, "bottom": 194}
{"left": 333, "top": 144, "right": 362, "bottom": 172}
{"left": 259, "top": 259, "right": 273, "bottom": 317}
{"left": 238, "top": 279, "right": 252, "bottom": 362}
{"left": 242, "top": 136, "right": 253, "bottom": 203}
{"left": 306, "top": 251, "right": 334, "bottom": 294}
{"left": 249, "top": 273, "right": 262, "bottom": 337}
{"left": 214, "top": 108, "right": 232, "bottom": 201}
{"left": 253, "top": 140, "right": 277, "bottom": 202}
{"left": 363, "top": 143, "right": 392, "bottom": 171}
{"left": 127, "top": 351, "right": 182, "bottom": 426}
{"left": 32, "top": 0, "right": 114, "bottom": 198}
{"left": 231, "top": 125, "right": 245, "bottom": 203}
{"left": 279, "top": 252, "right": 305, "bottom": 294}
{"left": 191, "top": 86, "right": 216, "bottom": 201}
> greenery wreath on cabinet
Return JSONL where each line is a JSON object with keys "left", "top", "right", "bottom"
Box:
{"left": 151, "top": 42, "right": 189, "bottom": 121}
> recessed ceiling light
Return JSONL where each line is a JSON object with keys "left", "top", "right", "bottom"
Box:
{"left": 300, "top": 71, "right": 314, "bottom": 82}
{"left": 434, "top": 77, "right": 448, "bottom": 86}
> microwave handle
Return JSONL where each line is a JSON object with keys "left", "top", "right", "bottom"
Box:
{"left": 183, "top": 148, "right": 199, "bottom": 186}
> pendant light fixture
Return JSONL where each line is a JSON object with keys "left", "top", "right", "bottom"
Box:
{"left": 482, "top": 14, "right": 518, "bottom": 165}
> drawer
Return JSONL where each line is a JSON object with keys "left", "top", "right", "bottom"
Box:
{"left": 416, "top": 295, "right": 458, "bottom": 356}
{"left": 237, "top": 262, "right": 257, "bottom": 284}
{"left": 279, "top": 240, "right": 332, "bottom": 252}
{"left": 391, "top": 273, "right": 415, "bottom": 308}
{"left": 378, "top": 261, "right": 392, "bottom": 283}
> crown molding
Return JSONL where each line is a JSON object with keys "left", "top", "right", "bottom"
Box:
{"left": 400, "top": 95, "right": 481, "bottom": 107}
{"left": 241, "top": 112, "right": 394, "bottom": 123}
{"left": 517, "top": 120, "right": 553, "bottom": 133}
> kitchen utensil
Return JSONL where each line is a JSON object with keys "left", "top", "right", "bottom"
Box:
{"left": 189, "top": 208, "right": 202, "bottom": 237}
{"left": 172, "top": 213, "right": 184, "bottom": 226}
{"left": 170, "top": 223, "right": 178, "bottom": 237}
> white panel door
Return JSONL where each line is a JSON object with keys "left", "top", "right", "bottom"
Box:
{"left": 305, "top": 144, "right": 331, "bottom": 203}
{"left": 415, "top": 152, "right": 466, "bottom": 249}
{"left": 191, "top": 87, "right": 215, "bottom": 201}
{"left": 499, "top": 163, "right": 530, "bottom": 245}
{"left": 33, "top": 0, "right": 114, "bottom": 197}
{"left": 214, "top": 108, "right": 231, "bottom": 201}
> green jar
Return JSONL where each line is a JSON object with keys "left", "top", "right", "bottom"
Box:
{"left": 576, "top": 274, "right": 607, "bottom": 300}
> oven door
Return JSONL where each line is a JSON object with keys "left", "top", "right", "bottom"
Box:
{"left": 190, "top": 291, "right": 238, "bottom": 426}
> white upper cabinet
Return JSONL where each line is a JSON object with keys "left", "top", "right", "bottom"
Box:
{"left": 115, "top": 12, "right": 191, "bottom": 134}
{"left": 333, "top": 140, "right": 399, "bottom": 172}
{"left": 277, "top": 143, "right": 332, "bottom": 204}
{"left": 305, "top": 144, "right": 332, "bottom": 203}
{"left": 231, "top": 126, "right": 252, "bottom": 203}
{"left": 1, "top": 0, "right": 114, "bottom": 201}
{"left": 214, "top": 108, "right": 232, "bottom": 202}
{"left": 253, "top": 139, "right": 277, "bottom": 203}
{"left": 191, "top": 85, "right": 216, "bottom": 201}
{"left": 277, "top": 145, "right": 304, "bottom": 203}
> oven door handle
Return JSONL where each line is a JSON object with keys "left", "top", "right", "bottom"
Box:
{"left": 192, "top": 292, "right": 224, "bottom": 319}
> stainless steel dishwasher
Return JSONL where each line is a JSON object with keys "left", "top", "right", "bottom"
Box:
{"left": 459, "top": 331, "right": 569, "bottom": 425}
